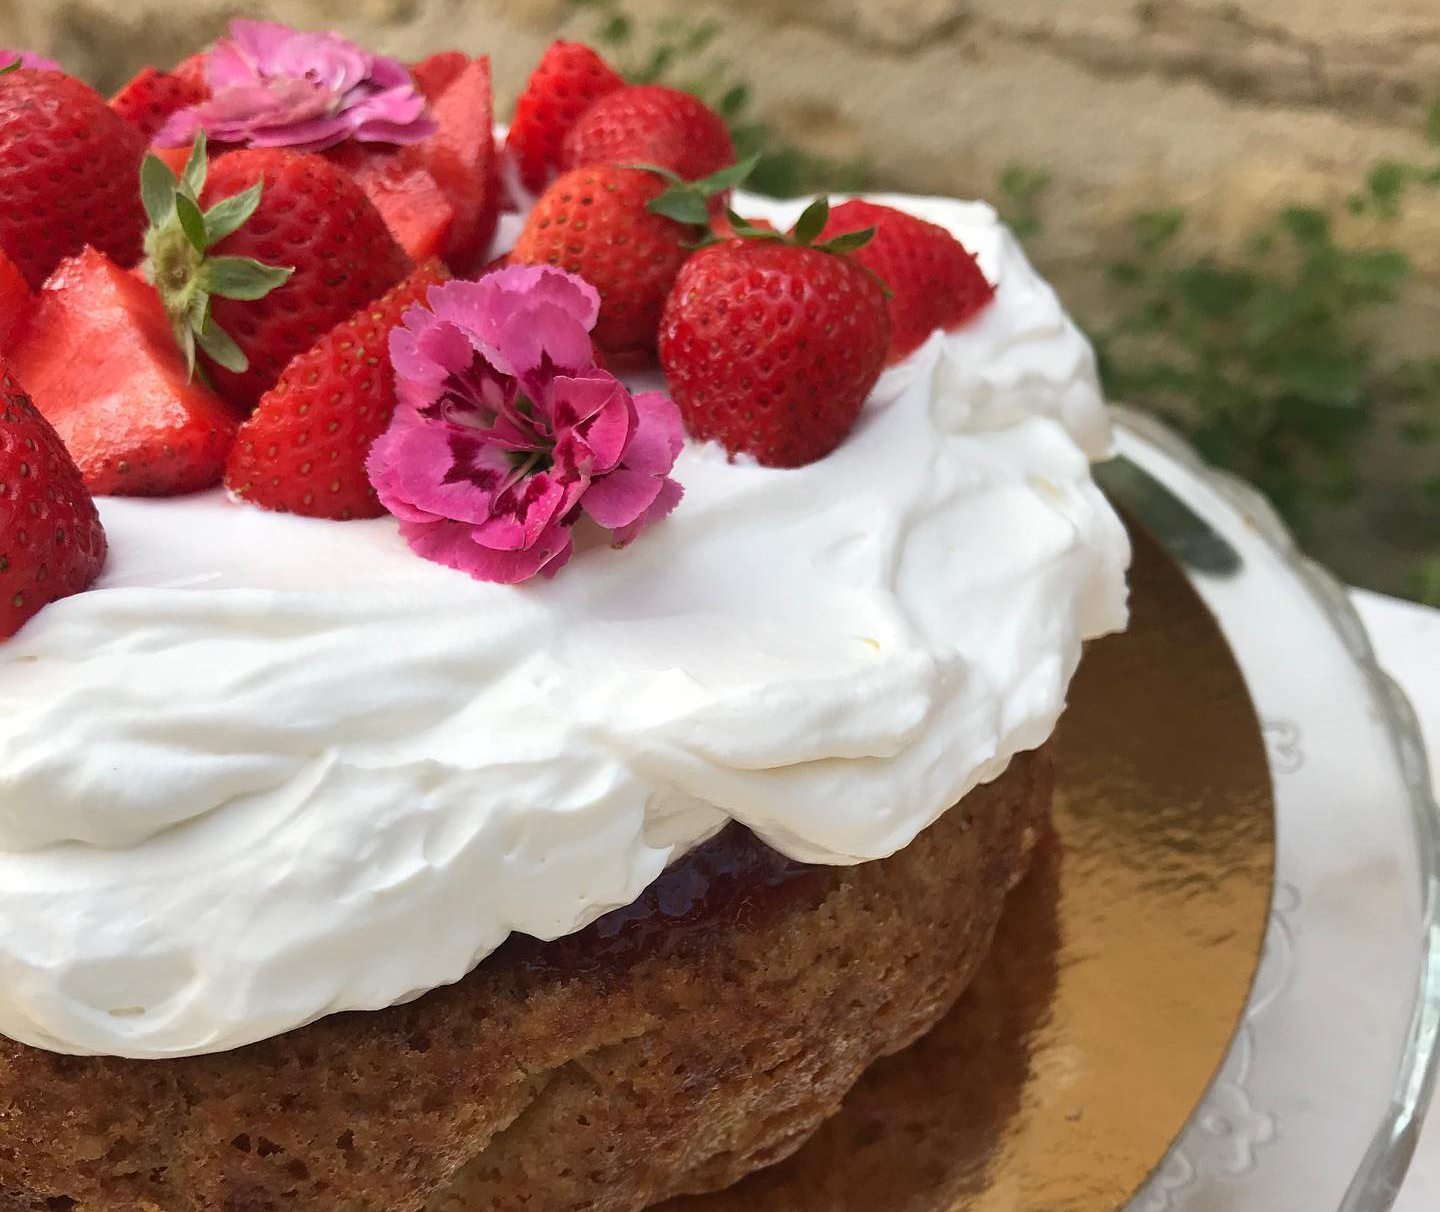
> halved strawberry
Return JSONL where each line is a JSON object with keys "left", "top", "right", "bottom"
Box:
{"left": 226, "top": 260, "right": 449, "bottom": 519}
{"left": 0, "top": 360, "right": 107, "bottom": 638}
{"left": 110, "top": 66, "right": 206, "bottom": 142}
{"left": 411, "top": 50, "right": 467, "bottom": 102}
{"left": 0, "top": 246, "right": 32, "bottom": 347}
{"left": 422, "top": 57, "right": 499, "bottom": 272}
{"left": 327, "top": 144, "right": 455, "bottom": 263}
{"left": 12, "top": 247, "right": 237, "bottom": 495}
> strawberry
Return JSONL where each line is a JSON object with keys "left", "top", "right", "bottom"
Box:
{"left": 511, "top": 161, "right": 749, "bottom": 354}
{"left": 0, "top": 247, "right": 32, "bottom": 348}
{"left": 0, "top": 68, "right": 148, "bottom": 288}
{"left": 421, "top": 57, "right": 499, "bottom": 272}
{"left": 142, "top": 135, "right": 410, "bottom": 411}
{"left": 327, "top": 144, "right": 456, "bottom": 263}
{"left": 411, "top": 50, "right": 467, "bottom": 102}
{"left": 226, "top": 260, "right": 449, "bottom": 519}
{"left": 561, "top": 84, "right": 734, "bottom": 182}
{"left": 658, "top": 200, "right": 890, "bottom": 467}
{"left": 819, "top": 199, "right": 995, "bottom": 364}
{"left": 506, "top": 41, "right": 624, "bottom": 193}
{"left": 0, "top": 362, "right": 107, "bottom": 639}
{"left": 12, "top": 247, "right": 237, "bottom": 495}
{"left": 109, "top": 66, "right": 207, "bottom": 142}
{"left": 169, "top": 51, "right": 211, "bottom": 99}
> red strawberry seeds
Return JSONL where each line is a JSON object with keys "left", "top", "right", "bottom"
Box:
{"left": 109, "top": 66, "right": 208, "bottom": 143}
{"left": 659, "top": 235, "right": 891, "bottom": 467}
{"left": 511, "top": 165, "right": 703, "bottom": 354}
{"left": 0, "top": 361, "right": 107, "bottom": 638}
{"left": 561, "top": 84, "right": 735, "bottom": 182}
{"left": 0, "top": 68, "right": 147, "bottom": 288}
{"left": 819, "top": 199, "right": 995, "bottom": 363}
{"left": 198, "top": 148, "right": 410, "bottom": 409}
{"left": 226, "top": 260, "right": 450, "bottom": 520}
{"left": 506, "top": 41, "right": 624, "bottom": 193}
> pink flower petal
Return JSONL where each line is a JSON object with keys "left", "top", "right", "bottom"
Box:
{"left": 368, "top": 264, "right": 684, "bottom": 585}
{"left": 581, "top": 468, "right": 667, "bottom": 530}
{"left": 163, "top": 18, "right": 433, "bottom": 150}
{"left": 620, "top": 391, "right": 686, "bottom": 476}
{"left": 612, "top": 476, "right": 685, "bottom": 546}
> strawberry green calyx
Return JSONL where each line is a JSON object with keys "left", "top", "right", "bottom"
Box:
{"left": 631, "top": 155, "right": 759, "bottom": 228}
{"left": 140, "top": 131, "right": 294, "bottom": 377}
{"left": 729, "top": 195, "right": 877, "bottom": 255}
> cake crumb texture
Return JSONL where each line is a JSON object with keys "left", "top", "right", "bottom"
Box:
{"left": 0, "top": 748, "right": 1050, "bottom": 1212}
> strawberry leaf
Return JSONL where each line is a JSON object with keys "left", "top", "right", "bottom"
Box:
{"left": 180, "top": 129, "right": 208, "bottom": 201}
{"left": 623, "top": 161, "right": 685, "bottom": 187}
{"left": 195, "top": 316, "right": 249, "bottom": 373}
{"left": 0, "top": 61, "right": 19, "bottom": 77}
{"left": 791, "top": 197, "right": 830, "bottom": 247}
{"left": 203, "top": 183, "right": 263, "bottom": 247}
{"left": 174, "top": 192, "right": 208, "bottom": 253}
{"left": 724, "top": 208, "right": 782, "bottom": 240}
{"left": 816, "top": 226, "right": 876, "bottom": 254}
{"left": 199, "top": 255, "right": 294, "bottom": 301}
{"left": 690, "top": 154, "right": 759, "bottom": 196}
{"left": 140, "top": 155, "right": 179, "bottom": 228}
{"left": 649, "top": 189, "right": 711, "bottom": 226}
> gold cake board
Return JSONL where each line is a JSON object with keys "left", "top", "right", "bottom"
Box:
{"left": 665, "top": 522, "right": 1276, "bottom": 1212}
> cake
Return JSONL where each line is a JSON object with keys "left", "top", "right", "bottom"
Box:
{"left": 0, "top": 23, "right": 1130, "bottom": 1212}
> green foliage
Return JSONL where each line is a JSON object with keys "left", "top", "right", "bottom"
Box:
{"left": 565, "top": 0, "right": 1437, "bottom": 603}
{"left": 996, "top": 164, "right": 1050, "bottom": 240}
{"left": 566, "top": 0, "right": 869, "bottom": 197}
{"left": 1000, "top": 132, "right": 1440, "bottom": 605}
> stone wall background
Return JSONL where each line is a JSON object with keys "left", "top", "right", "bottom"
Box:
{"left": 3, "top": 0, "right": 1438, "bottom": 595}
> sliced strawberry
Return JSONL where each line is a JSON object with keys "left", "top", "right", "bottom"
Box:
{"left": 149, "top": 142, "right": 192, "bottom": 178}
{"left": 109, "top": 66, "right": 206, "bottom": 142}
{"left": 506, "top": 41, "right": 624, "bottom": 194}
{"left": 12, "top": 248, "right": 237, "bottom": 495}
{"left": 226, "top": 260, "right": 449, "bottom": 519}
{"left": 0, "top": 246, "right": 32, "bottom": 348}
{"left": 0, "top": 360, "right": 107, "bottom": 638}
{"left": 422, "top": 57, "right": 499, "bottom": 273}
{"left": 411, "top": 51, "right": 467, "bottom": 102}
{"left": 327, "top": 144, "right": 456, "bottom": 263}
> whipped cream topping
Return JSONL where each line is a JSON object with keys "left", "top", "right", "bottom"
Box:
{"left": 0, "top": 193, "right": 1130, "bottom": 1059}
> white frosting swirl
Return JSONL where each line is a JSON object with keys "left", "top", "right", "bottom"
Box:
{"left": 0, "top": 194, "right": 1129, "bottom": 1058}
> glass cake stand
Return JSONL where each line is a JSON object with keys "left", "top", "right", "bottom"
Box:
{"left": 1105, "top": 407, "right": 1440, "bottom": 1212}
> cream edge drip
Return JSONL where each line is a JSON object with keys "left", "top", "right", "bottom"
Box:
{"left": 0, "top": 189, "right": 1131, "bottom": 1059}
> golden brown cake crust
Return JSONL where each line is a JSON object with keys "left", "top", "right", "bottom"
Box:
{"left": 0, "top": 748, "right": 1051, "bottom": 1212}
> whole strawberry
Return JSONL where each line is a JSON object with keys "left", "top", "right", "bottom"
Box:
{"left": 561, "top": 84, "right": 734, "bottom": 181}
{"left": 226, "top": 259, "right": 449, "bottom": 519}
{"left": 143, "top": 135, "right": 410, "bottom": 410}
{"left": 820, "top": 199, "right": 994, "bottom": 363}
{"left": 0, "top": 67, "right": 147, "bottom": 288}
{"left": 511, "top": 161, "right": 749, "bottom": 353}
{"left": 659, "top": 201, "right": 890, "bottom": 467}
{"left": 0, "top": 362, "right": 107, "bottom": 639}
{"left": 506, "top": 41, "right": 624, "bottom": 193}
